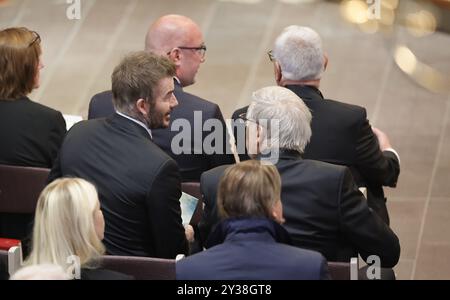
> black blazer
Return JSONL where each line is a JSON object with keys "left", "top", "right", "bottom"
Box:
{"left": 0, "top": 97, "right": 66, "bottom": 168}
{"left": 48, "top": 114, "right": 188, "bottom": 258}
{"left": 232, "top": 85, "right": 400, "bottom": 223}
{"left": 88, "top": 80, "right": 235, "bottom": 181}
{"left": 199, "top": 150, "right": 400, "bottom": 267}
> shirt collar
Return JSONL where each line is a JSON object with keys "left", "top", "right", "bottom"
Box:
{"left": 115, "top": 111, "right": 152, "bottom": 139}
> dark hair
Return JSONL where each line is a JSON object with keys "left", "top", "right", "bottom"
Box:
{"left": 111, "top": 51, "right": 176, "bottom": 112}
{"left": 0, "top": 27, "right": 42, "bottom": 100}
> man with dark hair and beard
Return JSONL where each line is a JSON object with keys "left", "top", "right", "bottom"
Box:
{"left": 48, "top": 51, "right": 189, "bottom": 259}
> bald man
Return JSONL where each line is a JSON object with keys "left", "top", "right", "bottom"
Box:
{"left": 88, "top": 15, "right": 234, "bottom": 181}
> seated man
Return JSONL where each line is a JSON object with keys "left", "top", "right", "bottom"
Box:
{"left": 232, "top": 26, "right": 400, "bottom": 224}
{"left": 177, "top": 160, "right": 329, "bottom": 280}
{"left": 199, "top": 86, "right": 400, "bottom": 269}
{"left": 88, "top": 15, "right": 234, "bottom": 181}
{"left": 48, "top": 52, "right": 188, "bottom": 258}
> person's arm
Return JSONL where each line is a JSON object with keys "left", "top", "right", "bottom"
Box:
{"left": 338, "top": 168, "right": 400, "bottom": 268}
{"left": 355, "top": 112, "right": 400, "bottom": 187}
{"left": 147, "top": 159, "right": 188, "bottom": 258}
{"left": 197, "top": 166, "right": 230, "bottom": 247}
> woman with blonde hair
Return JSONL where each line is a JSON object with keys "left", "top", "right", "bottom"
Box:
{"left": 0, "top": 27, "right": 66, "bottom": 239}
{"left": 24, "top": 178, "right": 131, "bottom": 280}
{"left": 177, "top": 160, "right": 330, "bottom": 280}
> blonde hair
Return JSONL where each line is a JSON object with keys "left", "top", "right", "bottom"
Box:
{"left": 217, "top": 160, "right": 281, "bottom": 220}
{"left": 0, "top": 27, "right": 42, "bottom": 100}
{"left": 25, "top": 178, "right": 105, "bottom": 270}
{"left": 10, "top": 264, "right": 70, "bottom": 280}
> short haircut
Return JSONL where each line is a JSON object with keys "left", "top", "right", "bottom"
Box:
{"left": 218, "top": 160, "right": 281, "bottom": 220}
{"left": 273, "top": 26, "right": 324, "bottom": 81}
{"left": 0, "top": 27, "right": 42, "bottom": 100}
{"left": 247, "top": 86, "right": 312, "bottom": 153}
{"left": 25, "top": 178, "right": 105, "bottom": 270}
{"left": 111, "top": 51, "right": 176, "bottom": 113}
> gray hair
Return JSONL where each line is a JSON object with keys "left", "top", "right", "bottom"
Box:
{"left": 247, "top": 86, "right": 312, "bottom": 153}
{"left": 273, "top": 26, "right": 324, "bottom": 81}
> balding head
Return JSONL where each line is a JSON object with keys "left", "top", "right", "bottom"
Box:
{"left": 145, "top": 15, "right": 199, "bottom": 53}
{"left": 144, "top": 15, "right": 205, "bottom": 87}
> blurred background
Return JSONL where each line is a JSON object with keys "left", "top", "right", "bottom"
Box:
{"left": 1, "top": 0, "right": 449, "bottom": 279}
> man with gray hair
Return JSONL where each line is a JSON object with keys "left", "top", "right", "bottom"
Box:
{"left": 200, "top": 86, "right": 400, "bottom": 271}
{"left": 233, "top": 26, "right": 400, "bottom": 224}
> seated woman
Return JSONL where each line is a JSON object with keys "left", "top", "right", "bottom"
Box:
{"left": 176, "top": 160, "right": 330, "bottom": 280}
{"left": 0, "top": 27, "right": 66, "bottom": 168}
{"left": 24, "top": 178, "right": 132, "bottom": 280}
{"left": 0, "top": 27, "right": 67, "bottom": 239}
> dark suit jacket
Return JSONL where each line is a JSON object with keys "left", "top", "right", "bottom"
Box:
{"left": 199, "top": 150, "right": 400, "bottom": 267}
{"left": 0, "top": 97, "right": 66, "bottom": 239}
{"left": 177, "top": 218, "right": 329, "bottom": 280}
{"left": 88, "top": 80, "right": 235, "bottom": 181}
{"left": 48, "top": 114, "right": 188, "bottom": 258}
{"left": 232, "top": 85, "right": 400, "bottom": 223}
{"left": 0, "top": 97, "right": 66, "bottom": 168}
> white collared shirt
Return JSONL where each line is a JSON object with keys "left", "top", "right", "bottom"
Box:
{"left": 116, "top": 111, "right": 152, "bottom": 139}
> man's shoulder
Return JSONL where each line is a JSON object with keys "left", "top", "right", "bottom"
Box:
{"left": 201, "top": 164, "right": 232, "bottom": 184}
{"left": 91, "top": 90, "right": 113, "bottom": 103}
{"left": 282, "top": 158, "right": 348, "bottom": 179}
{"left": 176, "top": 89, "right": 219, "bottom": 112}
{"left": 320, "top": 97, "right": 366, "bottom": 118}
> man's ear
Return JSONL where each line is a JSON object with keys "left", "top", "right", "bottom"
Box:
{"left": 274, "top": 62, "right": 283, "bottom": 86}
{"left": 323, "top": 53, "right": 329, "bottom": 72}
{"left": 167, "top": 48, "right": 182, "bottom": 67}
{"left": 136, "top": 98, "right": 149, "bottom": 116}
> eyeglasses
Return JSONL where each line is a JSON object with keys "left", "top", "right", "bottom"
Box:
{"left": 267, "top": 50, "right": 274, "bottom": 62}
{"left": 28, "top": 31, "right": 41, "bottom": 47}
{"left": 238, "top": 112, "right": 258, "bottom": 125}
{"left": 178, "top": 45, "right": 207, "bottom": 58}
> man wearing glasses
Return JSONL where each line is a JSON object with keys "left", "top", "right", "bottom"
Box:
{"left": 88, "top": 15, "right": 234, "bottom": 181}
{"left": 232, "top": 26, "right": 400, "bottom": 225}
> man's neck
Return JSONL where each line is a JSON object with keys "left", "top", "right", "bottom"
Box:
{"left": 280, "top": 78, "right": 321, "bottom": 89}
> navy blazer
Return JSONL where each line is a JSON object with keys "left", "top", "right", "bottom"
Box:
{"left": 88, "top": 80, "right": 235, "bottom": 181}
{"left": 177, "top": 218, "right": 329, "bottom": 280}
{"left": 48, "top": 114, "right": 188, "bottom": 258}
{"left": 232, "top": 85, "right": 400, "bottom": 224}
{"left": 199, "top": 150, "right": 400, "bottom": 267}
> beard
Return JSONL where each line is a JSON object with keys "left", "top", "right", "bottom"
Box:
{"left": 137, "top": 105, "right": 169, "bottom": 130}
{"left": 149, "top": 109, "right": 169, "bottom": 129}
